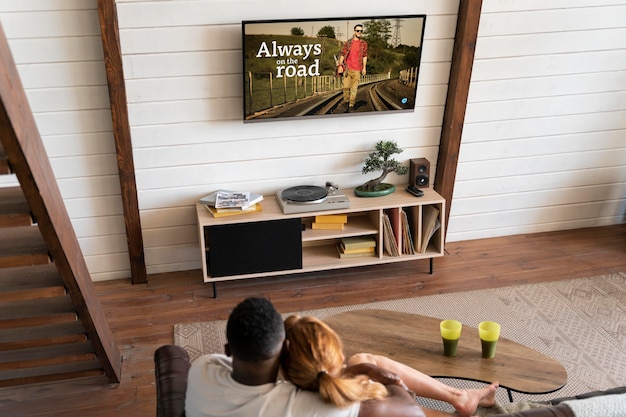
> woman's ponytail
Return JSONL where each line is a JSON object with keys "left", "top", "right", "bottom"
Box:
{"left": 283, "top": 316, "right": 388, "bottom": 408}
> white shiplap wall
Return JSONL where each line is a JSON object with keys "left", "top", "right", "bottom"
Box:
{"left": 448, "top": 0, "right": 626, "bottom": 241}
{"left": 0, "top": 0, "right": 131, "bottom": 281}
{"left": 1, "top": 0, "right": 624, "bottom": 281}
{"left": 116, "top": 0, "right": 458, "bottom": 277}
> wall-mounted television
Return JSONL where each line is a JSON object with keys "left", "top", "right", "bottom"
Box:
{"left": 242, "top": 14, "right": 426, "bottom": 122}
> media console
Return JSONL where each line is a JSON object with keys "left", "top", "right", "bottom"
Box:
{"left": 196, "top": 188, "right": 445, "bottom": 297}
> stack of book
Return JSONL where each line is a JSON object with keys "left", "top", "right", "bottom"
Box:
{"left": 200, "top": 190, "right": 263, "bottom": 218}
{"left": 311, "top": 214, "right": 347, "bottom": 230}
{"left": 337, "top": 236, "right": 377, "bottom": 259}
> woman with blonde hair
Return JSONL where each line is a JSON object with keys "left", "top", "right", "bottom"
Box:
{"left": 282, "top": 315, "right": 498, "bottom": 417}
{"left": 281, "top": 315, "right": 392, "bottom": 408}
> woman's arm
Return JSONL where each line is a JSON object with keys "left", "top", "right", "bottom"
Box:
{"left": 342, "top": 362, "right": 406, "bottom": 389}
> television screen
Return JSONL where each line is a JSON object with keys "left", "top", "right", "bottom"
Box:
{"left": 242, "top": 14, "right": 426, "bottom": 122}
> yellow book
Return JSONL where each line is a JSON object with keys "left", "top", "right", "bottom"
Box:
{"left": 312, "top": 222, "right": 344, "bottom": 230}
{"left": 205, "top": 203, "right": 262, "bottom": 218}
{"left": 336, "top": 244, "right": 376, "bottom": 259}
{"left": 340, "top": 236, "right": 377, "bottom": 250}
{"left": 315, "top": 214, "right": 348, "bottom": 224}
{"left": 340, "top": 246, "right": 375, "bottom": 255}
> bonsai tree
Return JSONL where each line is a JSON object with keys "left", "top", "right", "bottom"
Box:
{"left": 358, "top": 140, "right": 409, "bottom": 192}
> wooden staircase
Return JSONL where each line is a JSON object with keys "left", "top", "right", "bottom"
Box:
{"left": 0, "top": 26, "right": 121, "bottom": 387}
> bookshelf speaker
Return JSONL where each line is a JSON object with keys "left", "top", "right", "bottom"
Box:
{"left": 409, "top": 158, "right": 430, "bottom": 188}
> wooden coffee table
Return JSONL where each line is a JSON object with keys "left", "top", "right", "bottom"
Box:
{"left": 324, "top": 309, "right": 567, "bottom": 401}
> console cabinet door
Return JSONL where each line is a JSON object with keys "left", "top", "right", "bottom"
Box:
{"left": 205, "top": 218, "right": 302, "bottom": 277}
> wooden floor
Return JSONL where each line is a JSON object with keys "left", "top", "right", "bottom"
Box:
{"left": 1, "top": 224, "right": 624, "bottom": 417}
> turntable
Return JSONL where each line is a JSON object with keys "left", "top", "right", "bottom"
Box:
{"left": 276, "top": 184, "right": 350, "bottom": 214}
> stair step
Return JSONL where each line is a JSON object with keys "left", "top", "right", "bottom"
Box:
{"left": 0, "top": 264, "right": 65, "bottom": 302}
{"left": 0, "top": 226, "right": 50, "bottom": 267}
{"left": 0, "top": 322, "right": 86, "bottom": 351}
{"left": 0, "top": 313, "right": 78, "bottom": 329}
{"left": 0, "top": 358, "right": 104, "bottom": 387}
{"left": 0, "top": 341, "right": 95, "bottom": 368}
{"left": 0, "top": 186, "right": 32, "bottom": 227}
{"left": 0, "top": 295, "right": 77, "bottom": 329}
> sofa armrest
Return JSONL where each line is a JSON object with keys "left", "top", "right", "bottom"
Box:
{"left": 494, "top": 404, "right": 573, "bottom": 417}
{"left": 490, "top": 386, "right": 626, "bottom": 417}
{"left": 547, "top": 386, "right": 626, "bottom": 405}
{"left": 154, "top": 344, "right": 191, "bottom": 417}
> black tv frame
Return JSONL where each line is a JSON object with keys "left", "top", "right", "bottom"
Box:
{"left": 242, "top": 14, "right": 427, "bottom": 122}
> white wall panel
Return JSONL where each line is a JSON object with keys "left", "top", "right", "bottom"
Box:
{"left": 459, "top": 131, "right": 624, "bottom": 161}
{"left": 57, "top": 176, "right": 121, "bottom": 199}
{"left": 478, "top": 5, "right": 626, "bottom": 35}
{"left": 472, "top": 50, "right": 626, "bottom": 80}
{"left": 120, "top": 25, "right": 241, "bottom": 54}
{"left": 468, "top": 71, "right": 626, "bottom": 102}
{"left": 49, "top": 154, "right": 119, "bottom": 179}
{"left": 64, "top": 196, "right": 124, "bottom": 219}
{"left": 476, "top": 28, "right": 626, "bottom": 58}
{"left": 449, "top": 0, "right": 626, "bottom": 242}
{"left": 449, "top": 200, "right": 624, "bottom": 233}
{"left": 465, "top": 91, "right": 626, "bottom": 123}
{"left": 33, "top": 109, "right": 113, "bottom": 135}
{"left": 86, "top": 253, "right": 131, "bottom": 279}
{"left": 144, "top": 245, "right": 201, "bottom": 276}
{"left": 0, "top": 10, "right": 100, "bottom": 38}
{"left": 0, "top": 3, "right": 130, "bottom": 281}
{"left": 72, "top": 216, "right": 127, "bottom": 238}
{"left": 116, "top": 0, "right": 459, "bottom": 28}
{"left": 462, "top": 111, "right": 626, "bottom": 143}
{"left": 453, "top": 184, "right": 626, "bottom": 216}
{"left": 8, "top": 37, "right": 104, "bottom": 64}
{"left": 451, "top": 166, "right": 626, "bottom": 198}
{"left": 16, "top": 62, "right": 107, "bottom": 89}
{"left": 25, "top": 86, "right": 111, "bottom": 112}
{"left": 43, "top": 132, "right": 116, "bottom": 157}
{"left": 0, "top": 0, "right": 93, "bottom": 12}
{"left": 132, "top": 128, "right": 441, "bottom": 170}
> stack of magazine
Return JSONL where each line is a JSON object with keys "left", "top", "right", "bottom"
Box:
{"left": 200, "top": 190, "right": 263, "bottom": 218}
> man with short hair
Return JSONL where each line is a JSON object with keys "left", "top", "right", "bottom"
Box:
{"left": 337, "top": 24, "right": 368, "bottom": 112}
{"left": 185, "top": 297, "right": 426, "bottom": 417}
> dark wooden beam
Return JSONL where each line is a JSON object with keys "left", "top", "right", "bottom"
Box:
{"left": 434, "top": 0, "right": 483, "bottom": 241}
{"left": 96, "top": 0, "right": 147, "bottom": 284}
{"left": 0, "top": 23, "right": 121, "bottom": 383}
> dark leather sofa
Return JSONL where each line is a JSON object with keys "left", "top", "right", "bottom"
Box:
{"left": 154, "top": 344, "right": 626, "bottom": 417}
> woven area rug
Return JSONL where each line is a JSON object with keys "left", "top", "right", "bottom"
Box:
{"left": 174, "top": 273, "right": 626, "bottom": 410}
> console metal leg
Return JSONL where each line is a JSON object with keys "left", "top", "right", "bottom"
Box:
{"left": 429, "top": 258, "right": 433, "bottom": 274}
{"left": 507, "top": 388, "right": 514, "bottom": 402}
{"left": 212, "top": 282, "right": 217, "bottom": 298}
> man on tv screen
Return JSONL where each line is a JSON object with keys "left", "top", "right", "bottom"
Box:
{"left": 337, "top": 24, "right": 368, "bottom": 113}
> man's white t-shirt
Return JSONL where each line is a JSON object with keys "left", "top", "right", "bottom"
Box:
{"left": 185, "top": 354, "right": 360, "bottom": 417}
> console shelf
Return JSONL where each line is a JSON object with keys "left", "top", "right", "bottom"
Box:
{"left": 196, "top": 188, "right": 445, "bottom": 294}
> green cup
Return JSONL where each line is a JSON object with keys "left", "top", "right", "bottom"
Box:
{"left": 440, "top": 320, "right": 462, "bottom": 357}
{"left": 478, "top": 321, "right": 501, "bottom": 358}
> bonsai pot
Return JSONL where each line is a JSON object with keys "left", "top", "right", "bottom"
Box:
{"left": 354, "top": 183, "right": 396, "bottom": 198}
